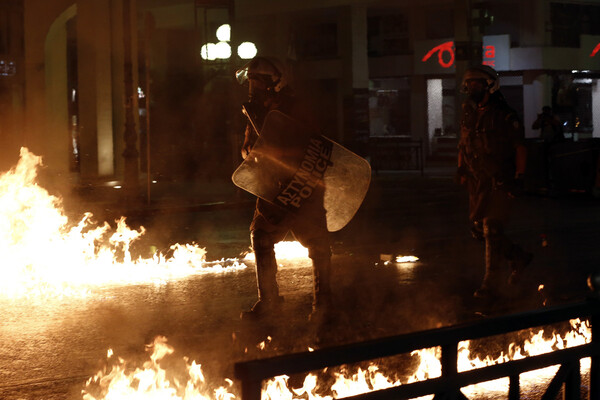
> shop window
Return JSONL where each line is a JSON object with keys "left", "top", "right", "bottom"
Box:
{"left": 554, "top": 75, "right": 594, "bottom": 139}
{"left": 424, "top": 78, "right": 456, "bottom": 141}
{"left": 500, "top": 85, "right": 524, "bottom": 123}
{"left": 369, "top": 78, "right": 410, "bottom": 136}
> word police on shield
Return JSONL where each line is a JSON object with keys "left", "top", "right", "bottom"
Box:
{"left": 232, "top": 111, "right": 371, "bottom": 232}
{"left": 274, "top": 136, "right": 333, "bottom": 209}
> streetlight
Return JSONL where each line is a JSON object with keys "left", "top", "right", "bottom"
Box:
{"left": 200, "top": 24, "right": 257, "bottom": 61}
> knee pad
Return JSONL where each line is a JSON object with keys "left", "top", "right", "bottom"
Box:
{"left": 251, "top": 230, "right": 275, "bottom": 254}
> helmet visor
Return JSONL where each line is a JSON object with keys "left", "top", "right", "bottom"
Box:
{"left": 235, "top": 66, "right": 250, "bottom": 85}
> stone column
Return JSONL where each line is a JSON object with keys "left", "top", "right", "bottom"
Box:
{"left": 43, "top": 8, "right": 71, "bottom": 191}
{"left": 339, "top": 4, "right": 369, "bottom": 155}
{"left": 77, "top": 0, "right": 115, "bottom": 181}
{"left": 454, "top": 0, "right": 481, "bottom": 135}
{"left": 408, "top": 7, "right": 429, "bottom": 155}
{"left": 120, "top": 0, "right": 140, "bottom": 200}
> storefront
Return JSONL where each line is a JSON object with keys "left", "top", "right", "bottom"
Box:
{"left": 415, "top": 34, "right": 513, "bottom": 141}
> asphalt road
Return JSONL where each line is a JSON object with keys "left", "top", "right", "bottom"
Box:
{"left": 1, "top": 169, "right": 598, "bottom": 399}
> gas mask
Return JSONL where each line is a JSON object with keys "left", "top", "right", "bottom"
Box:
{"left": 461, "top": 66, "right": 499, "bottom": 104}
{"left": 236, "top": 57, "right": 291, "bottom": 130}
{"left": 243, "top": 75, "right": 276, "bottom": 129}
{"left": 464, "top": 79, "right": 488, "bottom": 104}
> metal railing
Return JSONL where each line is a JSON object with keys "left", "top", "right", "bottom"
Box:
{"left": 234, "top": 298, "right": 600, "bottom": 400}
{"left": 369, "top": 136, "right": 424, "bottom": 175}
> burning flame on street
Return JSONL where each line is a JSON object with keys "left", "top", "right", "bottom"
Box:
{"left": 244, "top": 241, "right": 309, "bottom": 262}
{"left": 396, "top": 255, "right": 419, "bottom": 263}
{"left": 0, "top": 148, "right": 246, "bottom": 299}
{"left": 82, "top": 336, "right": 236, "bottom": 400}
{"left": 85, "top": 319, "right": 591, "bottom": 399}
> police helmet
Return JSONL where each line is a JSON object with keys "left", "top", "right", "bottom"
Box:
{"left": 235, "top": 56, "right": 291, "bottom": 93}
{"left": 462, "top": 64, "right": 499, "bottom": 94}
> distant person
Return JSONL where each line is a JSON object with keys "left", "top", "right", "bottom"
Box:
{"left": 235, "top": 56, "right": 332, "bottom": 321}
{"left": 456, "top": 65, "right": 533, "bottom": 299}
{"left": 532, "top": 106, "right": 563, "bottom": 191}
{"left": 532, "top": 106, "right": 563, "bottom": 143}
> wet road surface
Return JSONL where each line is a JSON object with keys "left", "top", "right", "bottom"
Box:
{"left": 1, "top": 170, "right": 599, "bottom": 399}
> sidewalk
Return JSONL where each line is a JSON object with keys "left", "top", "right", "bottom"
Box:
{"left": 67, "top": 165, "right": 458, "bottom": 219}
{"left": 68, "top": 175, "right": 256, "bottom": 219}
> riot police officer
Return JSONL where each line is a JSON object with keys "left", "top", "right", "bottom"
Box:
{"left": 235, "top": 56, "right": 332, "bottom": 319}
{"left": 457, "top": 65, "right": 533, "bottom": 299}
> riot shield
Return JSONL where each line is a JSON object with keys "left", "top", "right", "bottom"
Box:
{"left": 232, "top": 110, "right": 371, "bottom": 232}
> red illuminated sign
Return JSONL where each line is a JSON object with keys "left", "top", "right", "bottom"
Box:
{"left": 482, "top": 45, "right": 495, "bottom": 66}
{"left": 421, "top": 41, "right": 455, "bottom": 68}
{"left": 591, "top": 43, "right": 600, "bottom": 57}
{"left": 421, "top": 41, "right": 496, "bottom": 68}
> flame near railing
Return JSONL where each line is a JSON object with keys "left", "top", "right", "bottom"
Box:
{"left": 234, "top": 300, "right": 600, "bottom": 400}
{"left": 79, "top": 310, "right": 597, "bottom": 400}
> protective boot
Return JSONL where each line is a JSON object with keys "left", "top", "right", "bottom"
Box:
{"left": 241, "top": 232, "right": 283, "bottom": 320}
{"left": 507, "top": 244, "right": 533, "bottom": 285}
{"left": 474, "top": 221, "right": 504, "bottom": 299}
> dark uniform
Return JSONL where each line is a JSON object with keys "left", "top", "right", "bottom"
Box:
{"left": 457, "top": 65, "right": 532, "bottom": 298}
{"left": 236, "top": 57, "right": 332, "bottom": 318}
{"left": 459, "top": 91, "right": 522, "bottom": 226}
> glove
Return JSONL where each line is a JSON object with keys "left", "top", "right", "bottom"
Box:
{"left": 241, "top": 123, "right": 257, "bottom": 160}
{"left": 241, "top": 137, "right": 253, "bottom": 159}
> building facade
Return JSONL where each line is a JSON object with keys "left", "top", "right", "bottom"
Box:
{"left": 236, "top": 0, "right": 600, "bottom": 150}
{"left": 3, "top": 0, "right": 600, "bottom": 193}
